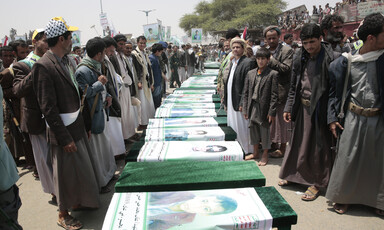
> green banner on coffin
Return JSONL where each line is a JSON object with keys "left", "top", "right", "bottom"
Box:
{"left": 115, "top": 161, "right": 265, "bottom": 192}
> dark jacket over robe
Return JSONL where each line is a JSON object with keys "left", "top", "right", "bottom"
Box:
{"left": 12, "top": 62, "right": 45, "bottom": 134}
{"left": 223, "top": 55, "right": 256, "bottom": 111}
{"left": 268, "top": 43, "right": 294, "bottom": 104}
{"left": 285, "top": 43, "right": 338, "bottom": 125}
{"left": 32, "top": 51, "right": 87, "bottom": 146}
{"left": 327, "top": 52, "right": 384, "bottom": 126}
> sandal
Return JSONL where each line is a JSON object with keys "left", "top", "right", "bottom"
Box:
{"left": 278, "top": 180, "right": 290, "bottom": 186}
{"left": 32, "top": 172, "right": 39, "bottom": 179}
{"left": 57, "top": 215, "right": 83, "bottom": 230}
{"left": 48, "top": 195, "right": 57, "bottom": 206}
{"left": 301, "top": 186, "right": 319, "bottom": 201}
{"left": 334, "top": 203, "right": 349, "bottom": 214}
{"left": 375, "top": 209, "right": 384, "bottom": 216}
{"left": 269, "top": 150, "right": 284, "bottom": 158}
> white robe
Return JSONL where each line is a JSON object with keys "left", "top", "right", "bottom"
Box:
{"left": 137, "top": 51, "right": 155, "bottom": 125}
{"left": 227, "top": 59, "right": 252, "bottom": 153}
{"left": 103, "top": 56, "right": 127, "bottom": 156}
{"left": 104, "top": 116, "right": 126, "bottom": 156}
{"left": 116, "top": 53, "right": 139, "bottom": 138}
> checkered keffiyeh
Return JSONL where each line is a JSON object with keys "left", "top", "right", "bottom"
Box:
{"left": 45, "top": 18, "right": 68, "bottom": 39}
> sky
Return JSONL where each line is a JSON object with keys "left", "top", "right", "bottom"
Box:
{"left": 0, "top": 0, "right": 340, "bottom": 45}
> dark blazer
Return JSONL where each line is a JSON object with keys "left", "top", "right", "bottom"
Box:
{"left": 109, "top": 53, "right": 137, "bottom": 96}
{"left": 12, "top": 62, "right": 45, "bottom": 134}
{"left": 242, "top": 67, "right": 278, "bottom": 123}
{"left": 268, "top": 43, "right": 294, "bottom": 104}
{"left": 102, "top": 59, "right": 121, "bottom": 117}
{"left": 132, "top": 49, "right": 154, "bottom": 87}
{"left": 32, "top": 51, "right": 86, "bottom": 146}
{"left": 328, "top": 52, "right": 384, "bottom": 125}
{"left": 285, "top": 43, "right": 336, "bottom": 124}
{"left": 224, "top": 55, "right": 256, "bottom": 111}
{"left": 0, "top": 68, "right": 22, "bottom": 121}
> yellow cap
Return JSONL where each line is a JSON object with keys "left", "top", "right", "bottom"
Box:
{"left": 32, "top": 28, "right": 44, "bottom": 40}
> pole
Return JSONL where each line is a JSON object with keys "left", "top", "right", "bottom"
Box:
{"left": 100, "top": 0, "right": 103, "bottom": 13}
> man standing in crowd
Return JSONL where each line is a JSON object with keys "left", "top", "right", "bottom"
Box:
{"left": 217, "top": 28, "right": 240, "bottom": 99}
{"left": 123, "top": 40, "right": 142, "bottom": 137}
{"left": 0, "top": 46, "right": 15, "bottom": 71}
{"left": 32, "top": 17, "right": 99, "bottom": 229}
{"left": 283, "top": 33, "right": 293, "bottom": 47}
{"left": 75, "top": 37, "right": 116, "bottom": 193}
{"left": 224, "top": 38, "right": 256, "bottom": 154}
{"left": 321, "top": 15, "right": 351, "bottom": 53}
{"left": 0, "top": 87, "right": 22, "bottom": 230}
{"left": 12, "top": 29, "right": 56, "bottom": 201}
{"left": 263, "top": 26, "right": 294, "bottom": 158}
{"left": 70, "top": 46, "right": 82, "bottom": 65}
{"left": 0, "top": 40, "right": 36, "bottom": 173}
{"left": 110, "top": 34, "right": 139, "bottom": 141}
{"left": 185, "top": 43, "right": 196, "bottom": 78}
{"left": 102, "top": 36, "right": 126, "bottom": 157}
{"left": 170, "top": 45, "right": 181, "bottom": 88}
{"left": 178, "top": 44, "right": 188, "bottom": 83}
{"left": 132, "top": 35, "right": 155, "bottom": 130}
{"left": 326, "top": 13, "right": 384, "bottom": 216}
{"left": 251, "top": 39, "right": 261, "bottom": 56}
{"left": 279, "top": 23, "right": 336, "bottom": 202}
{"left": 149, "top": 43, "right": 164, "bottom": 109}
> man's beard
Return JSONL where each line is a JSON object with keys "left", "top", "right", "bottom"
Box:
{"left": 327, "top": 32, "right": 343, "bottom": 43}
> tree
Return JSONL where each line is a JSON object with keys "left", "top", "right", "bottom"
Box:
{"left": 179, "top": 0, "right": 287, "bottom": 35}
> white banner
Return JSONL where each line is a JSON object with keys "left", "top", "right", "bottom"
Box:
{"left": 148, "top": 117, "right": 219, "bottom": 129}
{"left": 103, "top": 188, "right": 272, "bottom": 230}
{"left": 138, "top": 141, "right": 243, "bottom": 162}
{"left": 155, "top": 107, "right": 217, "bottom": 118}
{"left": 145, "top": 127, "right": 225, "bottom": 142}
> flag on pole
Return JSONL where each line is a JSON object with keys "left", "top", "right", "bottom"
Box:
{"left": 241, "top": 26, "right": 247, "bottom": 40}
{"left": 3, "top": 36, "right": 9, "bottom": 46}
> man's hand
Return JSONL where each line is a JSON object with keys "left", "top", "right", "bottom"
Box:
{"left": 87, "top": 131, "right": 92, "bottom": 140}
{"left": 151, "top": 85, "right": 154, "bottom": 92}
{"left": 185, "top": 66, "right": 187, "bottom": 71}
{"left": 239, "top": 106, "right": 242, "bottom": 112}
{"left": 268, "top": 115, "right": 275, "bottom": 123}
{"left": 283, "top": 112, "right": 291, "bottom": 123}
{"left": 244, "top": 114, "right": 248, "bottom": 120}
{"left": 63, "top": 141, "right": 77, "bottom": 152}
{"left": 138, "top": 82, "right": 143, "bottom": 89}
{"left": 162, "top": 73, "right": 168, "bottom": 81}
{"left": 98, "top": 75, "right": 108, "bottom": 85}
{"left": 329, "top": 121, "right": 344, "bottom": 138}
{"left": 106, "top": 96, "right": 112, "bottom": 107}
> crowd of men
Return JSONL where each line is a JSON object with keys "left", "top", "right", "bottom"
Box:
{"left": 0, "top": 15, "right": 210, "bottom": 229}
{"left": 0, "top": 11, "right": 383, "bottom": 229}
{"left": 217, "top": 12, "right": 383, "bottom": 219}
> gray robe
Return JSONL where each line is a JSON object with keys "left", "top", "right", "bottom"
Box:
{"left": 326, "top": 60, "right": 384, "bottom": 210}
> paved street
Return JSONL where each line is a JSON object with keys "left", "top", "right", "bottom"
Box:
{"left": 15, "top": 152, "right": 383, "bottom": 230}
